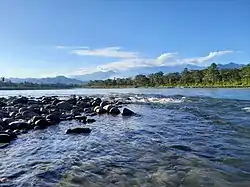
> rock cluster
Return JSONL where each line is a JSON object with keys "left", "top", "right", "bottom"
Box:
{"left": 0, "top": 96, "right": 135, "bottom": 146}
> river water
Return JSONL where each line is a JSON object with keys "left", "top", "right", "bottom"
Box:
{"left": 0, "top": 88, "right": 250, "bottom": 187}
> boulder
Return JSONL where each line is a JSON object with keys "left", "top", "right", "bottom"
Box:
{"left": 93, "top": 106, "right": 100, "bottom": 112}
{"left": 9, "top": 112, "right": 17, "bottom": 118}
{"left": 110, "top": 107, "right": 121, "bottom": 115}
{"left": 46, "top": 114, "right": 61, "bottom": 123}
{"left": 66, "top": 127, "right": 91, "bottom": 134}
{"left": 19, "top": 107, "right": 29, "bottom": 113}
{"left": 8, "top": 121, "right": 30, "bottom": 130}
{"left": 30, "top": 116, "right": 44, "bottom": 124}
{"left": 56, "top": 101, "right": 72, "bottom": 110}
{"left": 103, "top": 104, "right": 113, "bottom": 113}
{"left": 27, "top": 100, "right": 41, "bottom": 105}
{"left": 100, "top": 101, "right": 109, "bottom": 108}
{"left": 83, "top": 108, "right": 92, "bottom": 113}
{"left": 87, "top": 118, "right": 96, "bottom": 123}
{"left": 122, "top": 108, "right": 135, "bottom": 116}
{"left": 94, "top": 98, "right": 102, "bottom": 104}
{"left": 35, "top": 119, "right": 52, "bottom": 129}
{"left": 67, "top": 98, "right": 77, "bottom": 105}
{"left": 12, "top": 97, "right": 28, "bottom": 105}
{"left": 21, "top": 111, "right": 37, "bottom": 119}
{"left": 75, "top": 115, "right": 87, "bottom": 121}
{"left": 96, "top": 107, "right": 106, "bottom": 114}
{"left": 0, "top": 133, "right": 12, "bottom": 143}
{"left": 77, "top": 101, "right": 90, "bottom": 109}
{"left": 0, "top": 101, "right": 6, "bottom": 107}
{"left": 2, "top": 118, "right": 14, "bottom": 126}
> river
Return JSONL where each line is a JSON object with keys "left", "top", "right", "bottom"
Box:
{"left": 0, "top": 88, "right": 250, "bottom": 187}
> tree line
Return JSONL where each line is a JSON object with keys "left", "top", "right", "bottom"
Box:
{"left": 0, "top": 78, "right": 77, "bottom": 90}
{"left": 87, "top": 63, "right": 250, "bottom": 88}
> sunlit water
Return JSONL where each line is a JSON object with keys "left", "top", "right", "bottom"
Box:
{"left": 0, "top": 88, "right": 250, "bottom": 187}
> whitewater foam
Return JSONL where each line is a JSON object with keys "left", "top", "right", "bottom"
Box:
{"left": 129, "top": 96, "right": 186, "bottom": 104}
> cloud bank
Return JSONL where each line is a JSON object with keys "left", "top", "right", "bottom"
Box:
{"left": 56, "top": 46, "right": 234, "bottom": 75}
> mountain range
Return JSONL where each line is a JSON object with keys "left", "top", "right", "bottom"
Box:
{"left": 7, "top": 63, "right": 246, "bottom": 84}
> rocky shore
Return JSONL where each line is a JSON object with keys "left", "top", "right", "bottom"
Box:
{"left": 0, "top": 95, "right": 135, "bottom": 147}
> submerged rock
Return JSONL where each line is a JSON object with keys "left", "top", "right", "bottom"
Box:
{"left": 46, "top": 114, "right": 61, "bottom": 123}
{"left": 66, "top": 127, "right": 91, "bottom": 134}
{"left": 122, "top": 108, "right": 135, "bottom": 116}
{"left": 35, "top": 119, "right": 52, "bottom": 129}
{"left": 0, "top": 133, "right": 12, "bottom": 143}
{"left": 56, "top": 101, "right": 72, "bottom": 110}
{"left": 8, "top": 121, "right": 30, "bottom": 130}
{"left": 110, "top": 107, "right": 121, "bottom": 115}
{"left": 75, "top": 115, "right": 87, "bottom": 121}
{"left": 87, "top": 118, "right": 96, "bottom": 123}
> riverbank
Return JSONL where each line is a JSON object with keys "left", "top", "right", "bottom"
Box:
{"left": 83, "top": 85, "right": 250, "bottom": 89}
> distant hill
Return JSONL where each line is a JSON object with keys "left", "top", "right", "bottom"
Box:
{"left": 73, "top": 70, "right": 117, "bottom": 81}
{"left": 8, "top": 76, "right": 84, "bottom": 85}
{"left": 217, "top": 62, "right": 245, "bottom": 69}
{"left": 7, "top": 63, "right": 246, "bottom": 83}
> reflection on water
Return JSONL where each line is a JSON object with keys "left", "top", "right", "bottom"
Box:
{"left": 0, "top": 88, "right": 250, "bottom": 187}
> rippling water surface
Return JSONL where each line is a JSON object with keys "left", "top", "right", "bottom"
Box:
{"left": 0, "top": 88, "right": 250, "bottom": 187}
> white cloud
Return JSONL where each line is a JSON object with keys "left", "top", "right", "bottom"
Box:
{"left": 62, "top": 46, "right": 234, "bottom": 75}
{"left": 93, "top": 50, "right": 234, "bottom": 72}
{"left": 71, "top": 47, "right": 139, "bottom": 59}
{"left": 183, "top": 50, "right": 234, "bottom": 64}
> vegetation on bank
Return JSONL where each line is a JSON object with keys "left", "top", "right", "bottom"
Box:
{"left": 86, "top": 63, "right": 250, "bottom": 88}
{"left": 0, "top": 78, "right": 78, "bottom": 90}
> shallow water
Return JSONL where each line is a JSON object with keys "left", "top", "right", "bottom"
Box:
{"left": 0, "top": 88, "right": 250, "bottom": 187}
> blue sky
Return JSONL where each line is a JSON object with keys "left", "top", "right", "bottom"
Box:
{"left": 0, "top": 0, "right": 249, "bottom": 78}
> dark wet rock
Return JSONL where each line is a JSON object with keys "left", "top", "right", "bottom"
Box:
{"left": 103, "top": 104, "right": 113, "bottom": 112}
{"left": 9, "top": 121, "right": 30, "bottom": 130}
{"left": 87, "top": 118, "right": 96, "bottom": 123}
{"left": 91, "top": 101, "right": 100, "bottom": 107}
{"left": 77, "top": 101, "right": 90, "bottom": 109}
{"left": 52, "top": 99, "right": 60, "bottom": 106}
{"left": 0, "top": 110, "right": 9, "bottom": 118}
{"left": 75, "top": 115, "right": 87, "bottom": 121}
{"left": 35, "top": 119, "right": 52, "bottom": 129}
{"left": 21, "top": 111, "right": 38, "bottom": 119}
{"left": 0, "top": 133, "right": 12, "bottom": 143}
{"left": 44, "top": 104, "right": 53, "bottom": 110}
{"left": 66, "top": 127, "right": 91, "bottom": 134}
{"left": 67, "top": 98, "right": 77, "bottom": 105}
{"left": 56, "top": 101, "right": 72, "bottom": 110}
{"left": 12, "top": 97, "right": 28, "bottom": 105}
{"left": 30, "top": 116, "right": 44, "bottom": 124}
{"left": 83, "top": 108, "right": 92, "bottom": 113}
{"left": 95, "top": 106, "right": 106, "bottom": 114}
{"left": 13, "top": 129, "right": 20, "bottom": 135}
{"left": 93, "top": 106, "right": 100, "bottom": 112}
{"left": 94, "top": 98, "right": 102, "bottom": 104}
{"left": 0, "top": 101, "right": 6, "bottom": 107}
{"left": 100, "top": 101, "right": 109, "bottom": 108}
{"left": 170, "top": 145, "right": 193, "bottom": 152}
{"left": 4, "top": 106, "right": 18, "bottom": 113}
{"left": 66, "top": 116, "right": 74, "bottom": 120}
{"left": 2, "top": 118, "right": 14, "bottom": 126}
{"left": 9, "top": 112, "right": 16, "bottom": 118}
{"left": 27, "top": 100, "right": 41, "bottom": 105}
{"left": 87, "top": 113, "right": 97, "bottom": 117}
{"left": 21, "top": 130, "right": 28, "bottom": 134}
{"left": 122, "top": 108, "right": 135, "bottom": 116}
{"left": 110, "top": 107, "right": 121, "bottom": 115}
{"left": 19, "top": 107, "right": 28, "bottom": 113}
{"left": 46, "top": 114, "right": 60, "bottom": 123}
{"left": 27, "top": 104, "right": 41, "bottom": 110}
{"left": 39, "top": 107, "right": 48, "bottom": 114}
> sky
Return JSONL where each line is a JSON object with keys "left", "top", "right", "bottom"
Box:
{"left": 0, "top": 0, "right": 249, "bottom": 78}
